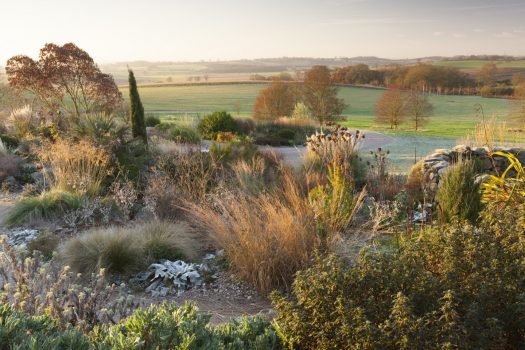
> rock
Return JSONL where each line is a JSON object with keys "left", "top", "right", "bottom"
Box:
{"left": 482, "top": 158, "right": 493, "bottom": 171}
{"left": 472, "top": 147, "right": 488, "bottom": 157}
{"left": 432, "top": 161, "right": 449, "bottom": 171}
{"left": 452, "top": 145, "right": 471, "bottom": 153}
{"left": 424, "top": 157, "right": 447, "bottom": 163}
{"left": 2, "top": 228, "right": 39, "bottom": 247}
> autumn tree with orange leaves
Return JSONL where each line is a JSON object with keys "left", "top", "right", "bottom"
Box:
{"left": 253, "top": 80, "right": 297, "bottom": 120}
{"left": 375, "top": 87, "right": 406, "bottom": 129}
{"left": 5, "top": 43, "right": 122, "bottom": 116}
{"left": 302, "top": 65, "right": 345, "bottom": 125}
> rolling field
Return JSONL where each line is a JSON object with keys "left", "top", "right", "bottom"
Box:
{"left": 126, "top": 84, "right": 513, "bottom": 139}
{"left": 433, "top": 59, "right": 525, "bottom": 69}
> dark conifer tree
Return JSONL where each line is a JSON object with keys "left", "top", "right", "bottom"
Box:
{"left": 128, "top": 69, "right": 147, "bottom": 145}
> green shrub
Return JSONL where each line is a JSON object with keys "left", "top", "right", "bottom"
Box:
{"left": 209, "top": 138, "right": 259, "bottom": 165}
{"left": 115, "top": 140, "right": 151, "bottom": 184}
{"left": 197, "top": 111, "right": 238, "bottom": 139}
{"left": 145, "top": 114, "right": 161, "bottom": 127}
{"left": 168, "top": 125, "right": 201, "bottom": 144}
{"left": 276, "top": 128, "right": 295, "bottom": 141}
{"left": 436, "top": 159, "right": 482, "bottom": 225}
{"left": 272, "top": 206, "right": 525, "bottom": 349}
{"left": 0, "top": 303, "right": 280, "bottom": 349}
{"left": 5, "top": 191, "right": 83, "bottom": 226}
{"left": 0, "top": 304, "right": 90, "bottom": 349}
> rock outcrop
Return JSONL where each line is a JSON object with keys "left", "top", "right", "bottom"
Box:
{"left": 419, "top": 145, "right": 525, "bottom": 197}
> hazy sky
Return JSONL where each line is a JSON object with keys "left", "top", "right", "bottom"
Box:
{"left": 1, "top": 0, "right": 524, "bottom": 63}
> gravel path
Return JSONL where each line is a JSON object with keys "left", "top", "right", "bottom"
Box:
{"left": 257, "top": 130, "right": 393, "bottom": 167}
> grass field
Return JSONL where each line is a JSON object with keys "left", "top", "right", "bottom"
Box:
{"left": 433, "top": 59, "right": 525, "bottom": 69}
{"left": 127, "top": 84, "right": 513, "bottom": 139}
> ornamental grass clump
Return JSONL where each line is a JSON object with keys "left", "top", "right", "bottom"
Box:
{"left": 60, "top": 221, "right": 202, "bottom": 274}
{"left": 436, "top": 159, "right": 482, "bottom": 225}
{"left": 194, "top": 170, "right": 319, "bottom": 294}
{"left": 308, "top": 161, "right": 366, "bottom": 239}
{"left": 5, "top": 190, "right": 83, "bottom": 226}
{"left": 38, "top": 139, "right": 111, "bottom": 196}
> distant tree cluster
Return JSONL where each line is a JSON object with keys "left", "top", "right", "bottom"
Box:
{"left": 332, "top": 63, "right": 475, "bottom": 95}
{"left": 5, "top": 43, "right": 122, "bottom": 116}
{"left": 250, "top": 72, "right": 294, "bottom": 81}
{"left": 331, "top": 64, "right": 383, "bottom": 85}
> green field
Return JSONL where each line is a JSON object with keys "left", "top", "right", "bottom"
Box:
{"left": 127, "top": 84, "right": 512, "bottom": 139}
{"left": 433, "top": 59, "right": 525, "bottom": 69}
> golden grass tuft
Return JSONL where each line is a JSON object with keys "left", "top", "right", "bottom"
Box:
{"left": 38, "top": 139, "right": 111, "bottom": 196}
{"left": 193, "top": 170, "right": 319, "bottom": 294}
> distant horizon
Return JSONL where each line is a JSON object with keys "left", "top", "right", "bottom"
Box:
{"left": 1, "top": 0, "right": 524, "bottom": 64}
{"left": 97, "top": 54, "right": 525, "bottom": 65}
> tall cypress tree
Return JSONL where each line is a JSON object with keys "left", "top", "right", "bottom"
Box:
{"left": 128, "top": 69, "right": 147, "bottom": 145}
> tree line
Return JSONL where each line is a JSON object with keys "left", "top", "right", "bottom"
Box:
{"left": 333, "top": 62, "right": 525, "bottom": 98}
{"left": 332, "top": 63, "right": 475, "bottom": 95}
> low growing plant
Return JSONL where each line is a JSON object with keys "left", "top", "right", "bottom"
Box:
{"left": 5, "top": 190, "right": 83, "bottom": 226}
{"left": 0, "top": 238, "right": 137, "bottom": 333}
{"left": 0, "top": 302, "right": 280, "bottom": 349}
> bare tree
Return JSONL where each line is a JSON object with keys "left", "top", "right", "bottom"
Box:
{"left": 404, "top": 90, "right": 433, "bottom": 131}
{"left": 478, "top": 63, "right": 498, "bottom": 87}
{"left": 375, "top": 88, "right": 406, "bottom": 129}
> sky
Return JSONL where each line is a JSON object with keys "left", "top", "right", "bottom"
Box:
{"left": 1, "top": 0, "right": 524, "bottom": 63}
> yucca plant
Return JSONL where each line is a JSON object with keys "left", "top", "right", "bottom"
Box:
{"left": 481, "top": 151, "right": 525, "bottom": 205}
